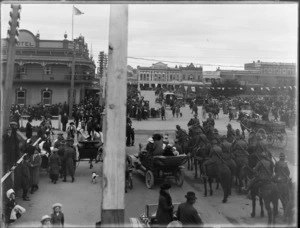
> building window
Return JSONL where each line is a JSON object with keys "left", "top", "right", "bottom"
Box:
{"left": 16, "top": 90, "right": 26, "bottom": 106}
{"left": 44, "top": 66, "right": 52, "bottom": 75}
{"left": 19, "top": 65, "right": 26, "bottom": 74}
{"left": 42, "top": 89, "right": 52, "bottom": 105}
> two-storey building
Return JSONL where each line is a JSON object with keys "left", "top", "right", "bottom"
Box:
{"left": 1, "top": 29, "right": 96, "bottom": 106}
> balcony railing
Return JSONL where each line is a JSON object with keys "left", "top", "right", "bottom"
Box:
{"left": 14, "top": 74, "right": 95, "bottom": 81}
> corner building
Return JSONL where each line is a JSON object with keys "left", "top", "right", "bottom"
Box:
{"left": 1, "top": 29, "right": 96, "bottom": 106}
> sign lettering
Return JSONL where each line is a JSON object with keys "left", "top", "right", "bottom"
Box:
{"left": 17, "top": 41, "right": 35, "bottom": 47}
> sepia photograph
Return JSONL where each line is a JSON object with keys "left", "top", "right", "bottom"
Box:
{"left": 0, "top": 2, "right": 298, "bottom": 228}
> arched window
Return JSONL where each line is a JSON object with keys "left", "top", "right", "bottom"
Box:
{"left": 16, "top": 88, "right": 27, "bottom": 106}
{"left": 41, "top": 89, "right": 52, "bottom": 105}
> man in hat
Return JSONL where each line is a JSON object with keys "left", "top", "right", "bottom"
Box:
{"left": 67, "top": 122, "right": 76, "bottom": 139}
{"left": 176, "top": 191, "right": 204, "bottom": 226}
{"left": 244, "top": 151, "right": 274, "bottom": 193}
{"left": 26, "top": 117, "right": 33, "bottom": 139}
{"left": 274, "top": 152, "right": 290, "bottom": 182}
{"left": 29, "top": 148, "right": 42, "bottom": 194}
{"left": 226, "top": 124, "right": 235, "bottom": 143}
{"left": 63, "top": 138, "right": 76, "bottom": 182}
{"left": 145, "top": 137, "right": 155, "bottom": 153}
{"left": 187, "top": 114, "right": 200, "bottom": 129}
{"left": 61, "top": 112, "right": 68, "bottom": 132}
{"left": 49, "top": 147, "right": 61, "bottom": 184}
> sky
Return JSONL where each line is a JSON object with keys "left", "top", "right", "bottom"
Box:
{"left": 1, "top": 3, "right": 298, "bottom": 71}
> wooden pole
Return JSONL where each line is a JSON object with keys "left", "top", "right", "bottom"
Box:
{"left": 101, "top": 4, "right": 128, "bottom": 226}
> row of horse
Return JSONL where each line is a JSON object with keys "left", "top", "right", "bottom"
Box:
{"left": 176, "top": 125, "right": 295, "bottom": 225}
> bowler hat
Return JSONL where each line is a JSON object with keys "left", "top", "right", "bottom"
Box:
{"left": 185, "top": 191, "right": 197, "bottom": 200}
{"left": 160, "top": 183, "right": 171, "bottom": 190}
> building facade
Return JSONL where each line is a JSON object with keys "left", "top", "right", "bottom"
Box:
{"left": 137, "top": 62, "right": 203, "bottom": 89}
{"left": 1, "top": 29, "right": 96, "bottom": 106}
{"left": 202, "top": 71, "right": 221, "bottom": 85}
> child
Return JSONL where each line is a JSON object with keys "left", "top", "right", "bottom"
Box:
{"left": 51, "top": 203, "right": 64, "bottom": 227}
{"left": 40, "top": 215, "right": 51, "bottom": 228}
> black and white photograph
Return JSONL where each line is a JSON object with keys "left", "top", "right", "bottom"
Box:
{"left": 0, "top": 2, "right": 298, "bottom": 228}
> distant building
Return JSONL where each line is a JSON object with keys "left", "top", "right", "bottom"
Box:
{"left": 1, "top": 29, "right": 96, "bottom": 106}
{"left": 202, "top": 71, "right": 221, "bottom": 85}
{"left": 218, "top": 60, "right": 296, "bottom": 86}
{"left": 137, "top": 62, "right": 203, "bottom": 89}
{"left": 127, "top": 65, "right": 138, "bottom": 85}
{"left": 244, "top": 60, "right": 296, "bottom": 86}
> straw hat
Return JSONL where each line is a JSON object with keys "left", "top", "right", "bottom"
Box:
{"left": 40, "top": 215, "right": 51, "bottom": 223}
{"left": 52, "top": 203, "right": 62, "bottom": 209}
{"left": 6, "top": 189, "right": 15, "bottom": 199}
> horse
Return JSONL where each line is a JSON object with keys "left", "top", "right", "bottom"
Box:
{"left": 276, "top": 178, "right": 293, "bottom": 222}
{"left": 258, "top": 180, "right": 279, "bottom": 225}
{"left": 203, "top": 161, "right": 231, "bottom": 203}
{"left": 192, "top": 142, "right": 210, "bottom": 179}
{"left": 241, "top": 165, "right": 265, "bottom": 218}
{"left": 234, "top": 154, "right": 249, "bottom": 193}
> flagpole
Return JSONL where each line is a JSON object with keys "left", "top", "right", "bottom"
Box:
{"left": 69, "top": 5, "right": 75, "bottom": 118}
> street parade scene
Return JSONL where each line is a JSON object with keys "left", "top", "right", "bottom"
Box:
{"left": 1, "top": 3, "right": 298, "bottom": 228}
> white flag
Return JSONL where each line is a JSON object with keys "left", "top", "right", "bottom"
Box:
{"left": 74, "top": 6, "right": 84, "bottom": 15}
{"left": 184, "top": 86, "right": 188, "bottom": 91}
{"left": 191, "top": 86, "right": 195, "bottom": 92}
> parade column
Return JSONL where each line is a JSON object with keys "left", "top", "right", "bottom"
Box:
{"left": 101, "top": 4, "right": 128, "bottom": 226}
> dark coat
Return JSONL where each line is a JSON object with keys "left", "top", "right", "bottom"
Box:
{"left": 156, "top": 191, "right": 173, "bottom": 226}
{"left": 176, "top": 202, "right": 203, "bottom": 226}
{"left": 64, "top": 146, "right": 76, "bottom": 176}
{"left": 21, "top": 160, "right": 31, "bottom": 190}
{"left": 152, "top": 140, "right": 164, "bottom": 156}
{"left": 50, "top": 211, "right": 64, "bottom": 227}
{"left": 26, "top": 122, "right": 33, "bottom": 138}
{"left": 4, "top": 198, "right": 17, "bottom": 224}
{"left": 61, "top": 115, "right": 68, "bottom": 125}
{"left": 49, "top": 152, "right": 61, "bottom": 176}
{"left": 29, "top": 154, "right": 42, "bottom": 185}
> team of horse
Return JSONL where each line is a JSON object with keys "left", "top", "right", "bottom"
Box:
{"left": 176, "top": 122, "right": 295, "bottom": 225}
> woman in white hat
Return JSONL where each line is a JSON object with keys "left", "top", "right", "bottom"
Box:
{"left": 40, "top": 215, "right": 51, "bottom": 228}
{"left": 51, "top": 203, "right": 64, "bottom": 227}
{"left": 4, "top": 189, "right": 16, "bottom": 224}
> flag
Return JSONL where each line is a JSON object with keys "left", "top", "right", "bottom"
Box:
{"left": 191, "top": 86, "right": 195, "bottom": 92}
{"left": 74, "top": 6, "right": 84, "bottom": 15}
{"left": 251, "top": 88, "right": 254, "bottom": 91}
{"left": 184, "top": 86, "right": 188, "bottom": 91}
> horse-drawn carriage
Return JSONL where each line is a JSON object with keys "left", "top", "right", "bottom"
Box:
{"left": 128, "top": 153, "right": 187, "bottom": 189}
{"left": 77, "top": 141, "right": 103, "bottom": 168}
{"left": 241, "top": 118, "right": 288, "bottom": 149}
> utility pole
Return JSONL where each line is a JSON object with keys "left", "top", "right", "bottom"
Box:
{"left": 1, "top": 4, "right": 21, "bottom": 225}
{"left": 101, "top": 4, "right": 128, "bottom": 226}
{"left": 69, "top": 41, "right": 75, "bottom": 118}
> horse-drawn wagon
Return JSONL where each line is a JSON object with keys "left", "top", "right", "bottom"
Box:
{"left": 77, "top": 140, "right": 103, "bottom": 168}
{"left": 240, "top": 118, "right": 288, "bottom": 149}
{"left": 128, "top": 153, "right": 187, "bottom": 189}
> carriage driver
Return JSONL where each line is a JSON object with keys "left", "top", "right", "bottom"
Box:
{"left": 243, "top": 151, "right": 274, "bottom": 193}
{"left": 202, "top": 138, "right": 222, "bottom": 178}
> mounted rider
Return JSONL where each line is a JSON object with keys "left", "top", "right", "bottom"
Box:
{"left": 226, "top": 124, "right": 236, "bottom": 143}
{"left": 187, "top": 114, "right": 203, "bottom": 137}
{"left": 206, "top": 112, "right": 215, "bottom": 127}
{"left": 231, "top": 130, "right": 248, "bottom": 159}
{"left": 274, "top": 152, "right": 290, "bottom": 182}
{"left": 175, "top": 125, "right": 189, "bottom": 144}
{"left": 202, "top": 138, "right": 223, "bottom": 177}
{"left": 244, "top": 151, "right": 274, "bottom": 192}
{"left": 221, "top": 136, "right": 236, "bottom": 168}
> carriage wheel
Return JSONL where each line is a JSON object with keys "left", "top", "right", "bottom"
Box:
{"left": 145, "top": 170, "right": 154, "bottom": 189}
{"left": 257, "top": 128, "right": 267, "bottom": 142}
{"left": 274, "top": 131, "right": 288, "bottom": 149}
{"left": 175, "top": 170, "right": 184, "bottom": 187}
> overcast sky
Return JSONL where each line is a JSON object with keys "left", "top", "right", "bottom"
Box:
{"left": 1, "top": 3, "right": 298, "bottom": 71}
